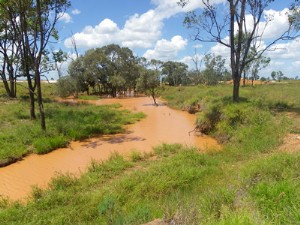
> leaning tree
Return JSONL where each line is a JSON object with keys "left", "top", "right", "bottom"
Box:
{"left": 179, "top": 0, "right": 299, "bottom": 101}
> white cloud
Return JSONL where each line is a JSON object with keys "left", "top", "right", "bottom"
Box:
{"left": 179, "top": 53, "right": 205, "bottom": 69}
{"left": 64, "top": 19, "right": 120, "bottom": 49}
{"left": 143, "top": 35, "right": 187, "bottom": 61}
{"left": 58, "top": 12, "right": 72, "bottom": 23}
{"left": 120, "top": 10, "right": 163, "bottom": 48}
{"left": 261, "top": 9, "right": 290, "bottom": 39}
{"left": 96, "top": 19, "right": 119, "bottom": 34}
{"left": 64, "top": 0, "right": 226, "bottom": 50}
{"left": 265, "top": 38, "right": 300, "bottom": 60}
{"left": 242, "top": 8, "right": 290, "bottom": 40}
{"left": 64, "top": 10, "right": 162, "bottom": 49}
{"left": 72, "top": 9, "right": 81, "bottom": 15}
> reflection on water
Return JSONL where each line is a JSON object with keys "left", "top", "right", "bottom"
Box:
{"left": 0, "top": 97, "right": 220, "bottom": 202}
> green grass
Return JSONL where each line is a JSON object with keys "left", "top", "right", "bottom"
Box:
{"left": 0, "top": 97, "right": 144, "bottom": 164}
{"left": 161, "top": 81, "right": 300, "bottom": 112}
{"left": 1, "top": 144, "right": 298, "bottom": 224}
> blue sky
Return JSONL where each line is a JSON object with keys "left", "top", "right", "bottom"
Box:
{"left": 53, "top": 0, "right": 300, "bottom": 79}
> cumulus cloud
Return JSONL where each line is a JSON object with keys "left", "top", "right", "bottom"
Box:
{"left": 58, "top": 12, "right": 72, "bottom": 23}
{"left": 64, "top": 19, "right": 120, "bottom": 49}
{"left": 64, "top": 10, "right": 162, "bottom": 49}
{"left": 64, "top": 0, "right": 225, "bottom": 50}
{"left": 143, "top": 35, "right": 187, "bottom": 61}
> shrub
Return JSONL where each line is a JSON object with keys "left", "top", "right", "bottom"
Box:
{"left": 196, "top": 102, "right": 222, "bottom": 134}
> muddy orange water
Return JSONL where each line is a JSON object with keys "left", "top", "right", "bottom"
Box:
{"left": 0, "top": 97, "right": 219, "bottom": 202}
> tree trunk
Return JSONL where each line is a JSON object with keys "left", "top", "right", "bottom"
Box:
{"left": 35, "top": 0, "right": 46, "bottom": 131}
{"left": 36, "top": 73, "right": 46, "bottom": 131}
{"left": 243, "top": 71, "right": 246, "bottom": 87}
{"left": 29, "top": 89, "right": 36, "bottom": 119}
{"left": 232, "top": 71, "right": 241, "bottom": 102}
{"left": 27, "top": 78, "right": 36, "bottom": 119}
{"left": 2, "top": 78, "right": 11, "bottom": 97}
{"left": 1, "top": 64, "right": 15, "bottom": 98}
{"left": 9, "top": 78, "right": 16, "bottom": 98}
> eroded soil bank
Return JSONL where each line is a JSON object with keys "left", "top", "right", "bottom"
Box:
{"left": 0, "top": 97, "right": 219, "bottom": 202}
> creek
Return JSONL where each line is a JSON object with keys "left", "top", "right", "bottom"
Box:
{"left": 0, "top": 97, "right": 219, "bottom": 202}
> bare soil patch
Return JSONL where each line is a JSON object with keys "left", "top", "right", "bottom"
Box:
{"left": 279, "top": 111, "right": 300, "bottom": 153}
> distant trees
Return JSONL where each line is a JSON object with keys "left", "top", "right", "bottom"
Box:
{"left": 243, "top": 47, "right": 270, "bottom": 86}
{"left": 271, "top": 71, "right": 284, "bottom": 82}
{"left": 161, "top": 61, "right": 189, "bottom": 86}
{"left": 202, "top": 54, "right": 229, "bottom": 85}
{"left": 59, "top": 44, "right": 141, "bottom": 97}
{"left": 60, "top": 45, "right": 201, "bottom": 99}
{"left": 60, "top": 44, "right": 237, "bottom": 99}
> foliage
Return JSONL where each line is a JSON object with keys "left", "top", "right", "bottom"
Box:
{"left": 161, "top": 61, "right": 189, "bottom": 86}
{"left": 56, "top": 76, "right": 78, "bottom": 98}
{"left": 136, "top": 69, "right": 161, "bottom": 105}
{"left": 63, "top": 44, "right": 140, "bottom": 97}
{"left": 202, "top": 53, "right": 228, "bottom": 85}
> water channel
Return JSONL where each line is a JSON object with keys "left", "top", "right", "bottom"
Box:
{"left": 0, "top": 97, "right": 219, "bottom": 202}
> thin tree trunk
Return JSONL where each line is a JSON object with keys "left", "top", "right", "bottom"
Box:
{"left": 1, "top": 78, "right": 11, "bottom": 97}
{"left": 29, "top": 89, "right": 36, "bottom": 119}
{"left": 36, "top": 72, "right": 46, "bottom": 130}
{"left": 36, "top": 0, "right": 46, "bottom": 131}
{"left": 233, "top": 73, "right": 240, "bottom": 102}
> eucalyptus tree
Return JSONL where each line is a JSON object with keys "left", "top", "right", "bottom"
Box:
{"left": 100, "top": 44, "right": 138, "bottom": 96}
{"left": 0, "top": 3, "right": 20, "bottom": 98}
{"left": 161, "top": 61, "right": 189, "bottom": 86}
{"left": 179, "top": 0, "right": 299, "bottom": 101}
{"left": 52, "top": 49, "right": 68, "bottom": 79}
{"left": 0, "top": 0, "right": 71, "bottom": 130}
{"left": 245, "top": 47, "right": 270, "bottom": 86}
{"left": 136, "top": 69, "right": 160, "bottom": 105}
{"left": 68, "top": 56, "right": 88, "bottom": 96}
{"left": 202, "top": 53, "right": 227, "bottom": 85}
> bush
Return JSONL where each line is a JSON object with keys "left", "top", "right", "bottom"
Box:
{"left": 196, "top": 102, "right": 222, "bottom": 134}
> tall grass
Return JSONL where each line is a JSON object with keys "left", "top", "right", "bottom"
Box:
{"left": 0, "top": 99, "right": 144, "bottom": 165}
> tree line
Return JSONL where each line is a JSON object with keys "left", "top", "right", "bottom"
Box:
{"left": 57, "top": 44, "right": 235, "bottom": 100}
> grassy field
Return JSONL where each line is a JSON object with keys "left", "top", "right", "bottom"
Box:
{"left": 0, "top": 83, "right": 144, "bottom": 166}
{"left": 0, "top": 81, "right": 299, "bottom": 224}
